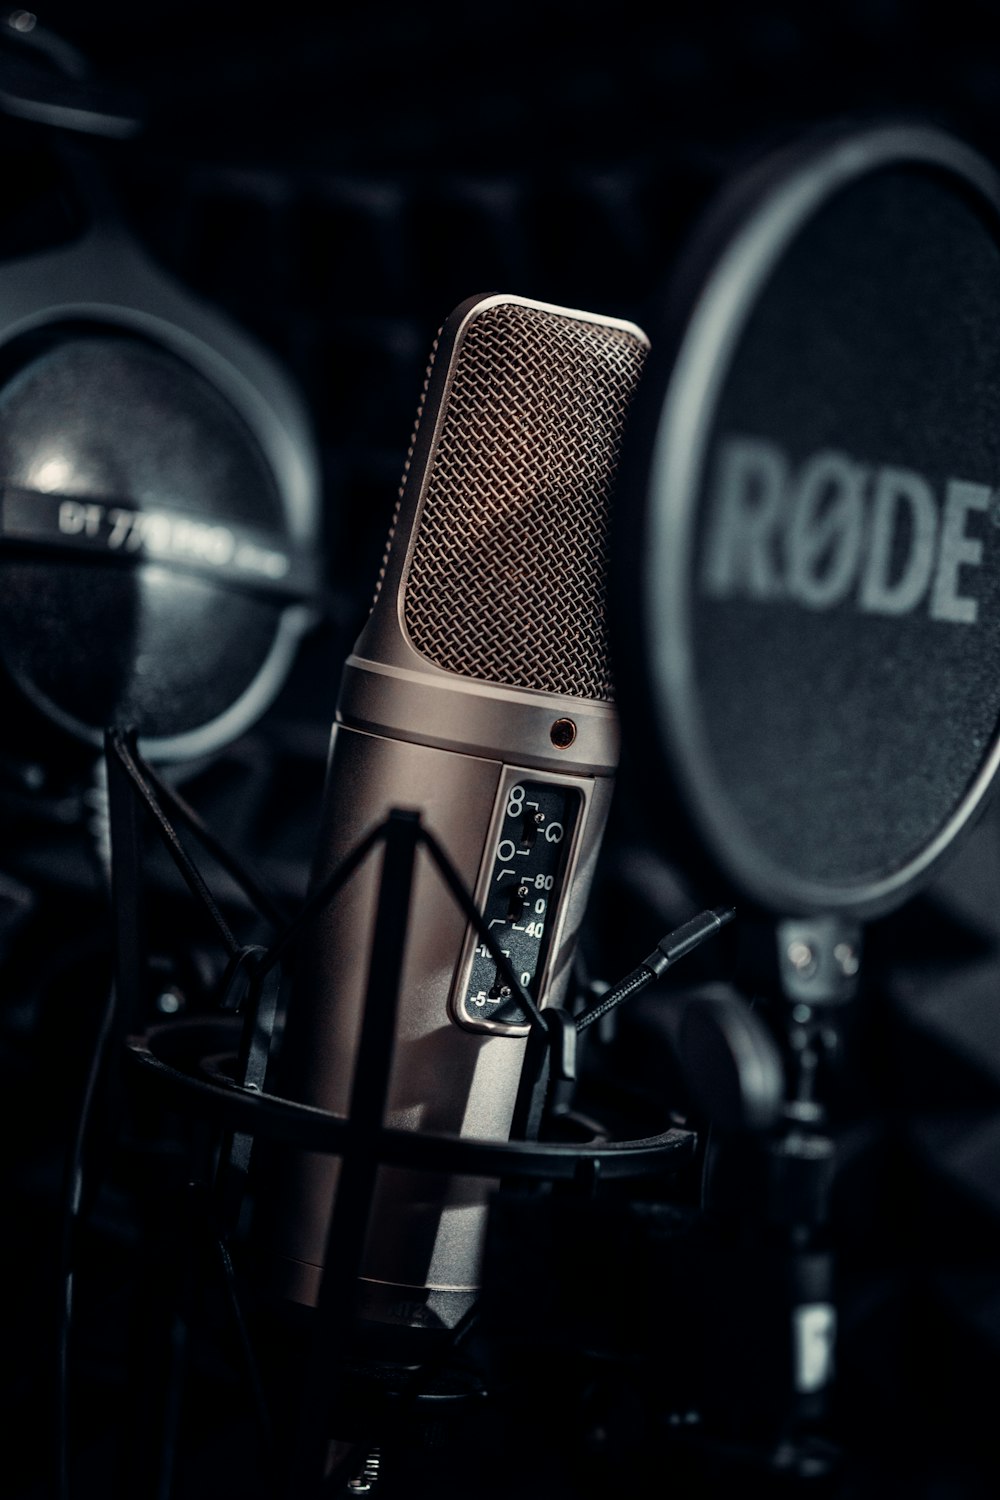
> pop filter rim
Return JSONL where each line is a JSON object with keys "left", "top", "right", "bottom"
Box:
{"left": 619, "top": 120, "right": 1000, "bottom": 921}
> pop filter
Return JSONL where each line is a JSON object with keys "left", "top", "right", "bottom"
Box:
{"left": 614, "top": 120, "right": 1000, "bottom": 922}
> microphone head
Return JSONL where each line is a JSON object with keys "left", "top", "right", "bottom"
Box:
{"left": 613, "top": 120, "right": 1000, "bottom": 920}
{"left": 357, "top": 293, "right": 650, "bottom": 705}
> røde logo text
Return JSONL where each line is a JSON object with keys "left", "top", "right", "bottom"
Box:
{"left": 700, "top": 436, "right": 993, "bottom": 624}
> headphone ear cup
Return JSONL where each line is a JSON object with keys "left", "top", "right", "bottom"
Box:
{"left": 0, "top": 139, "right": 323, "bottom": 777}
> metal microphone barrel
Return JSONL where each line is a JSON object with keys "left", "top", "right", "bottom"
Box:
{"left": 258, "top": 293, "right": 649, "bottom": 1334}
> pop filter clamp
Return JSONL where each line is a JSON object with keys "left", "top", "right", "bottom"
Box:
{"left": 612, "top": 118, "right": 1000, "bottom": 1483}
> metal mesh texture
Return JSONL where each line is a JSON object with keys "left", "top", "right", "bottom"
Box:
{"left": 395, "top": 300, "right": 648, "bottom": 701}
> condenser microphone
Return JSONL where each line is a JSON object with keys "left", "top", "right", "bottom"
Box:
{"left": 262, "top": 292, "right": 649, "bottom": 1336}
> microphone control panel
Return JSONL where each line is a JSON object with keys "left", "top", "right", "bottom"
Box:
{"left": 455, "top": 777, "right": 582, "bottom": 1034}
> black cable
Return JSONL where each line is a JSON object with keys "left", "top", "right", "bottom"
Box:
{"left": 574, "top": 907, "right": 736, "bottom": 1033}
{"left": 54, "top": 975, "right": 117, "bottom": 1500}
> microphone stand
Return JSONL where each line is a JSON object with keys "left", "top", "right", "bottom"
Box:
{"left": 695, "top": 911, "right": 860, "bottom": 1490}
{"left": 768, "top": 914, "right": 859, "bottom": 1477}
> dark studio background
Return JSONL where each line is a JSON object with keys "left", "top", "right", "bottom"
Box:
{"left": 5, "top": 3, "right": 1000, "bottom": 1498}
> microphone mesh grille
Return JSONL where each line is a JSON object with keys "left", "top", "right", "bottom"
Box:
{"left": 402, "top": 300, "right": 648, "bottom": 700}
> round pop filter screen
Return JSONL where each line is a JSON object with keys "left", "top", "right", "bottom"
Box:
{"left": 619, "top": 125, "right": 1000, "bottom": 918}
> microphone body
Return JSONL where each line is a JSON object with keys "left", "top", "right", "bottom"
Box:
{"left": 263, "top": 293, "right": 649, "bottom": 1332}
